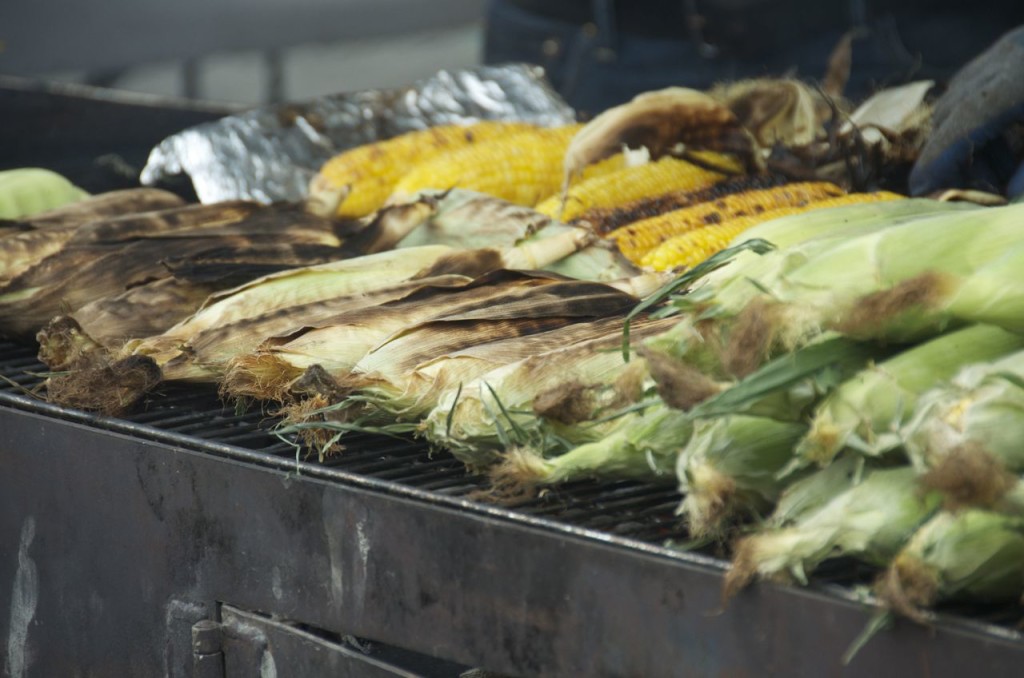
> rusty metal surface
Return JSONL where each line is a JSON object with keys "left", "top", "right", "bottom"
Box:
{"left": 2, "top": 400, "right": 1023, "bottom": 677}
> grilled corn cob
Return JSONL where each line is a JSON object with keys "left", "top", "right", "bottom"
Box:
{"left": 607, "top": 181, "right": 846, "bottom": 264}
{"left": 575, "top": 174, "right": 790, "bottom": 235}
{"left": 641, "top": 191, "right": 904, "bottom": 270}
{"left": 534, "top": 156, "right": 725, "bottom": 222}
{"left": 308, "top": 121, "right": 536, "bottom": 219}
{"left": 388, "top": 124, "right": 584, "bottom": 207}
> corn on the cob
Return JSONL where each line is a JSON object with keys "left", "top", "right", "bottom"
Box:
{"left": 534, "top": 157, "right": 725, "bottom": 222}
{"left": 0, "top": 168, "right": 88, "bottom": 219}
{"left": 421, "top": 315, "right": 679, "bottom": 468}
{"left": 641, "top": 191, "right": 903, "bottom": 270}
{"left": 575, "top": 174, "right": 790, "bottom": 235}
{"left": 388, "top": 124, "right": 583, "bottom": 207}
{"left": 308, "top": 121, "right": 535, "bottom": 219}
{"left": 905, "top": 350, "right": 1024, "bottom": 483}
{"left": 725, "top": 466, "right": 942, "bottom": 596}
{"left": 607, "top": 181, "right": 846, "bottom": 264}
{"left": 877, "top": 510, "right": 1024, "bottom": 621}
{"left": 792, "top": 325, "right": 1024, "bottom": 471}
{"left": 678, "top": 415, "right": 809, "bottom": 537}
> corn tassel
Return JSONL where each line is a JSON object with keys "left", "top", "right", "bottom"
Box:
{"left": 607, "top": 181, "right": 847, "bottom": 264}
{"left": 388, "top": 125, "right": 584, "bottom": 207}
{"left": 534, "top": 156, "right": 725, "bottom": 222}
{"left": 308, "top": 121, "right": 535, "bottom": 219}
{"left": 642, "top": 191, "right": 904, "bottom": 270}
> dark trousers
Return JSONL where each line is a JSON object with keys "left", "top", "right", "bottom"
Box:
{"left": 483, "top": 0, "right": 1023, "bottom": 115}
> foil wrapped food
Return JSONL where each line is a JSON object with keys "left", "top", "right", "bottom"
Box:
{"left": 141, "top": 64, "right": 576, "bottom": 204}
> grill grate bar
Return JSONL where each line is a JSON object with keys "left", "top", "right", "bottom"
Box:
{"left": 1, "top": 356, "right": 45, "bottom": 371}
{"left": 422, "top": 479, "right": 488, "bottom": 495}
{"left": 372, "top": 457, "right": 470, "bottom": 482}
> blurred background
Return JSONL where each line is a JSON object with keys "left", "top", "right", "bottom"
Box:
{"left": 0, "top": 0, "right": 486, "bottom": 105}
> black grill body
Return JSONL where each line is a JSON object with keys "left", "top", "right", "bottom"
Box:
{"left": 2, "top": 339, "right": 1024, "bottom": 677}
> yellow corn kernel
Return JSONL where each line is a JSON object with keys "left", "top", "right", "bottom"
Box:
{"left": 642, "top": 191, "right": 905, "bottom": 271}
{"left": 577, "top": 174, "right": 791, "bottom": 235}
{"left": 309, "top": 121, "right": 536, "bottom": 219}
{"left": 683, "top": 150, "right": 747, "bottom": 175}
{"left": 607, "top": 181, "right": 847, "bottom": 264}
{"left": 534, "top": 157, "right": 724, "bottom": 222}
{"left": 388, "top": 124, "right": 584, "bottom": 207}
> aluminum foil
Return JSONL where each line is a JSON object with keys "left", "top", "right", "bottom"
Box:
{"left": 140, "top": 64, "right": 576, "bottom": 204}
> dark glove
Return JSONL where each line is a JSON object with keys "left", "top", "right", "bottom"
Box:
{"left": 909, "top": 26, "right": 1024, "bottom": 198}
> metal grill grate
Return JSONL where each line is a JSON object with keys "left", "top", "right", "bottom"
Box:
{"left": 0, "top": 339, "right": 690, "bottom": 546}
{"left": 4, "top": 338, "right": 1024, "bottom": 635}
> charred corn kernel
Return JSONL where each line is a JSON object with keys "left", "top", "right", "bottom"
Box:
{"left": 389, "top": 124, "right": 584, "bottom": 207}
{"left": 642, "top": 191, "right": 905, "bottom": 270}
{"left": 534, "top": 157, "right": 724, "bottom": 222}
{"left": 309, "top": 121, "right": 535, "bottom": 219}
{"left": 577, "top": 174, "right": 791, "bottom": 234}
{"left": 684, "top": 150, "right": 746, "bottom": 174}
{"left": 608, "top": 181, "right": 847, "bottom": 264}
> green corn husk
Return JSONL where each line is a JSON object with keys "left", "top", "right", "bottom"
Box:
{"left": 706, "top": 202, "right": 979, "bottom": 319}
{"left": 793, "top": 324, "right": 1024, "bottom": 470}
{"left": 630, "top": 204, "right": 977, "bottom": 381}
{"left": 732, "top": 203, "right": 1024, "bottom": 356}
{"left": 0, "top": 167, "right": 88, "bottom": 219}
{"left": 907, "top": 348, "right": 1024, "bottom": 466}
{"left": 686, "top": 335, "right": 889, "bottom": 422}
{"left": 488, "top": 400, "right": 690, "bottom": 492}
{"left": 677, "top": 416, "right": 809, "bottom": 538}
{"left": 421, "top": 317, "right": 676, "bottom": 468}
{"left": 705, "top": 199, "right": 977, "bottom": 311}
{"left": 901, "top": 349, "right": 1024, "bottom": 509}
{"left": 767, "top": 454, "right": 866, "bottom": 527}
{"left": 724, "top": 467, "right": 942, "bottom": 597}
{"left": 877, "top": 510, "right": 1024, "bottom": 621}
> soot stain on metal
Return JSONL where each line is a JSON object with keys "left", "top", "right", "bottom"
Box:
{"left": 5, "top": 517, "right": 38, "bottom": 678}
{"left": 166, "top": 462, "right": 236, "bottom": 578}
{"left": 135, "top": 456, "right": 167, "bottom": 522}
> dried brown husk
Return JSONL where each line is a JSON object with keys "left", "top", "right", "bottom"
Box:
{"left": 0, "top": 201, "right": 262, "bottom": 287}
{"left": 765, "top": 80, "right": 933, "bottom": 191}
{"left": 0, "top": 187, "right": 184, "bottom": 237}
{"left": 69, "top": 278, "right": 224, "bottom": 349}
{"left": 342, "top": 280, "right": 638, "bottom": 392}
{"left": 45, "top": 354, "right": 162, "bottom": 415}
{"left": 711, "top": 78, "right": 835, "bottom": 148}
{"left": 563, "top": 87, "right": 762, "bottom": 184}
{"left": 163, "top": 272, "right": 484, "bottom": 384}
{"left": 0, "top": 203, "right": 347, "bottom": 339}
{"left": 210, "top": 273, "right": 565, "bottom": 394}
